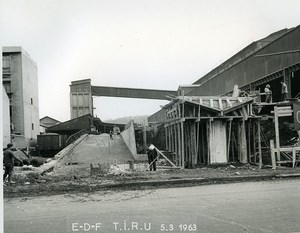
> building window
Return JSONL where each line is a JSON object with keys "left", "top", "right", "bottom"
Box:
{"left": 2, "top": 55, "right": 11, "bottom": 75}
{"left": 32, "top": 123, "right": 34, "bottom": 130}
{"left": 3, "top": 82, "right": 12, "bottom": 94}
{"left": 31, "top": 98, "right": 33, "bottom": 105}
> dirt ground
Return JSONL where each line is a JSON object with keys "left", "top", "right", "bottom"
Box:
{"left": 4, "top": 162, "right": 300, "bottom": 198}
{"left": 6, "top": 133, "right": 299, "bottom": 198}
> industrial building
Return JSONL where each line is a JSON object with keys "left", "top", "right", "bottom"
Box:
{"left": 46, "top": 25, "right": 299, "bottom": 168}
{"left": 190, "top": 26, "right": 300, "bottom": 100}
{"left": 2, "top": 46, "right": 40, "bottom": 147}
{"left": 65, "top": 26, "right": 300, "bottom": 167}
{"left": 40, "top": 116, "right": 61, "bottom": 134}
{"left": 147, "top": 25, "right": 300, "bottom": 167}
{"left": 149, "top": 26, "right": 300, "bottom": 121}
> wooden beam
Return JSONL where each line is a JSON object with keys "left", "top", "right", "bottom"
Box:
{"left": 168, "top": 126, "right": 171, "bottom": 152}
{"left": 178, "top": 103, "right": 181, "bottom": 118}
{"left": 278, "top": 147, "right": 300, "bottom": 152}
{"left": 143, "top": 125, "right": 147, "bottom": 148}
{"left": 167, "top": 107, "right": 178, "bottom": 116}
{"left": 227, "top": 120, "right": 232, "bottom": 162}
{"left": 154, "top": 146, "right": 177, "bottom": 168}
{"left": 181, "top": 122, "right": 185, "bottom": 168}
{"left": 164, "top": 118, "right": 186, "bottom": 127}
{"left": 226, "top": 99, "right": 233, "bottom": 107}
{"left": 196, "top": 116, "right": 261, "bottom": 121}
{"left": 193, "top": 122, "right": 197, "bottom": 165}
{"left": 207, "top": 120, "right": 211, "bottom": 164}
{"left": 232, "top": 131, "right": 236, "bottom": 162}
{"left": 239, "top": 109, "right": 244, "bottom": 116}
{"left": 258, "top": 120, "right": 262, "bottom": 169}
{"left": 247, "top": 120, "right": 252, "bottom": 163}
{"left": 270, "top": 140, "right": 276, "bottom": 169}
{"left": 186, "top": 123, "right": 190, "bottom": 167}
{"left": 174, "top": 123, "right": 178, "bottom": 156}
{"left": 210, "top": 99, "right": 214, "bottom": 108}
{"left": 196, "top": 122, "right": 200, "bottom": 165}
{"left": 201, "top": 123, "right": 206, "bottom": 164}
{"left": 293, "top": 147, "right": 296, "bottom": 168}
{"left": 274, "top": 106, "right": 281, "bottom": 162}
{"left": 252, "top": 120, "right": 256, "bottom": 164}
{"left": 242, "top": 106, "right": 248, "bottom": 117}
{"left": 177, "top": 123, "right": 181, "bottom": 166}
{"left": 170, "top": 125, "right": 174, "bottom": 152}
{"left": 219, "top": 98, "right": 223, "bottom": 111}
{"left": 238, "top": 120, "right": 248, "bottom": 163}
{"left": 233, "top": 111, "right": 239, "bottom": 116}
{"left": 165, "top": 126, "right": 168, "bottom": 151}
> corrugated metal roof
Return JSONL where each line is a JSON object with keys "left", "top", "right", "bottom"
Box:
{"left": 193, "top": 27, "right": 296, "bottom": 86}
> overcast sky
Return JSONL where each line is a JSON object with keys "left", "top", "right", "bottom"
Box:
{"left": 1, "top": 0, "right": 300, "bottom": 122}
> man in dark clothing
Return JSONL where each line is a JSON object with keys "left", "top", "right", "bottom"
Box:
{"left": 146, "top": 144, "right": 157, "bottom": 171}
{"left": 264, "top": 84, "right": 272, "bottom": 103}
{"left": 281, "top": 81, "right": 288, "bottom": 101}
{"left": 3, "top": 143, "right": 22, "bottom": 185}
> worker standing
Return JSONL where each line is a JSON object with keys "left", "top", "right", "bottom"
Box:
{"left": 146, "top": 144, "right": 157, "bottom": 171}
{"left": 264, "top": 84, "right": 272, "bottom": 103}
{"left": 3, "top": 143, "right": 22, "bottom": 185}
{"left": 281, "top": 81, "right": 288, "bottom": 101}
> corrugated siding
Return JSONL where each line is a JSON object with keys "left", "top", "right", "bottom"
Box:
{"left": 189, "top": 26, "right": 300, "bottom": 96}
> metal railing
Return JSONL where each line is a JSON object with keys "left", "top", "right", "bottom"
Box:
{"left": 66, "top": 129, "right": 89, "bottom": 145}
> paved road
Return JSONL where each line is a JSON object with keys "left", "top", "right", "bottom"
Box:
{"left": 4, "top": 179, "right": 300, "bottom": 233}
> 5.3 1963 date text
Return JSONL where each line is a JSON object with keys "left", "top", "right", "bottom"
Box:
{"left": 160, "top": 224, "right": 197, "bottom": 231}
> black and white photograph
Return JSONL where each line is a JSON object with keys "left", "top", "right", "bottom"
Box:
{"left": 1, "top": 0, "right": 300, "bottom": 232}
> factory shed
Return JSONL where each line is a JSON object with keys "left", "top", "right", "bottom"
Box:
{"left": 46, "top": 114, "right": 93, "bottom": 136}
{"left": 163, "top": 95, "right": 262, "bottom": 167}
{"left": 93, "top": 117, "right": 125, "bottom": 134}
{"left": 46, "top": 114, "right": 126, "bottom": 137}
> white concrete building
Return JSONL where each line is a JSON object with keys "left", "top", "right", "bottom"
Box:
{"left": 2, "top": 86, "right": 11, "bottom": 147}
{"left": 2, "top": 46, "right": 40, "bottom": 147}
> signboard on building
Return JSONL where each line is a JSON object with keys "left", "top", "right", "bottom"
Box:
{"left": 293, "top": 103, "right": 300, "bottom": 130}
{"left": 277, "top": 106, "right": 293, "bottom": 117}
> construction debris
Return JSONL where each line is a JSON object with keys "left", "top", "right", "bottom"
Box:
{"left": 22, "top": 165, "right": 34, "bottom": 170}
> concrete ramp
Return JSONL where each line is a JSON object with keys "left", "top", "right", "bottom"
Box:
{"left": 54, "top": 134, "right": 135, "bottom": 176}
{"left": 71, "top": 134, "right": 134, "bottom": 165}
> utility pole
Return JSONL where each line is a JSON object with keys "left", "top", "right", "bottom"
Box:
{"left": 143, "top": 120, "right": 147, "bottom": 150}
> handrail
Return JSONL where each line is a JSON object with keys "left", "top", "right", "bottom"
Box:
{"left": 66, "top": 129, "right": 89, "bottom": 145}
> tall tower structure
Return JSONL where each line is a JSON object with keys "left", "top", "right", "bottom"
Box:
{"left": 2, "top": 46, "right": 40, "bottom": 147}
{"left": 70, "top": 79, "right": 93, "bottom": 119}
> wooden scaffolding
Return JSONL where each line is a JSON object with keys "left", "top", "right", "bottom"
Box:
{"left": 163, "top": 96, "right": 263, "bottom": 168}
